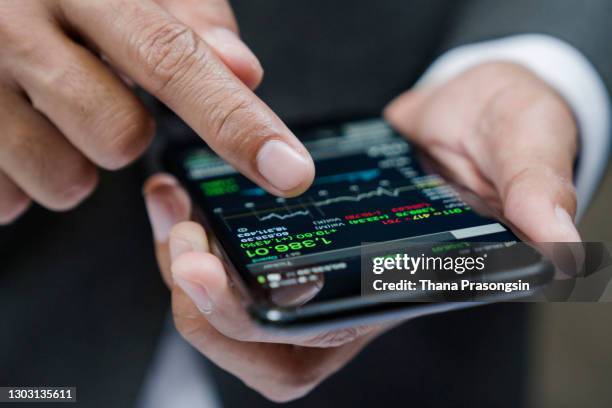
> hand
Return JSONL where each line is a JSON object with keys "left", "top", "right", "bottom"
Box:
{"left": 143, "top": 174, "right": 390, "bottom": 402}
{"left": 385, "top": 62, "right": 581, "bottom": 243}
{"left": 0, "top": 0, "right": 314, "bottom": 224}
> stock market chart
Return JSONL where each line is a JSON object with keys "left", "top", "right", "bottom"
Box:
{"left": 179, "top": 119, "right": 511, "bottom": 289}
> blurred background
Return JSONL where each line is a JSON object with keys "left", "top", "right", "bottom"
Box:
{"left": 529, "top": 161, "right": 612, "bottom": 407}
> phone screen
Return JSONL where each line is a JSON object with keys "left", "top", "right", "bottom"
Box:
{"left": 166, "top": 118, "right": 538, "bottom": 315}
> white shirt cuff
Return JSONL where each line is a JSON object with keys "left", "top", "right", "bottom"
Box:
{"left": 418, "top": 34, "right": 611, "bottom": 220}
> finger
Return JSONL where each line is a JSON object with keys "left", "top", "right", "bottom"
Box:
{"left": 173, "top": 283, "right": 372, "bottom": 403}
{"left": 156, "top": 0, "right": 263, "bottom": 89}
{"left": 166, "top": 227, "right": 389, "bottom": 399}
{"left": 169, "top": 221, "right": 382, "bottom": 346}
{"left": 501, "top": 166, "right": 580, "bottom": 242}
{"left": 143, "top": 173, "right": 192, "bottom": 287}
{"left": 60, "top": 0, "right": 314, "bottom": 197}
{"left": 145, "top": 183, "right": 323, "bottom": 329}
{"left": 169, "top": 241, "right": 286, "bottom": 343}
{"left": 0, "top": 170, "right": 31, "bottom": 224}
{"left": 171, "top": 251, "right": 264, "bottom": 339}
{"left": 11, "top": 25, "right": 154, "bottom": 170}
{"left": 170, "top": 248, "right": 374, "bottom": 347}
{"left": 499, "top": 167, "right": 585, "bottom": 277}
{"left": 0, "top": 88, "right": 98, "bottom": 210}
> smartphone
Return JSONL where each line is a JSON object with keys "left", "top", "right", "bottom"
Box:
{"left": 163, "top": 117, "right": 553, "bottom": 332}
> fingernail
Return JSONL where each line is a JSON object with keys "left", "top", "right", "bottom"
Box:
{"left": 173, "top": 275, "right": 213, "bottom": 314}
{"left": 144, "top": 189, "right": 178, "bottom": 242}
{"left": 256, "top": 140, "right": 313, "bottom": 192}
{"left": 554, "top": 205, "right": 582, "bottom": 242}
{"left": 202, "top": 28, "right": 263, "bottom": 75}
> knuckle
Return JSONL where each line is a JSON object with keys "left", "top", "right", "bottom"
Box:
{"left": 134, "top": 21, "right": 206, "bottom": 92}
{"left": 97, "top": 105, "right": 155, "bottom": 170}
{"left": 33, "top": 63, "right": 88, "bottom": 106}
{"left": 204, "top": 92, "right": 264, "bottom": 159}
{"left": 24, "top": 55, "right": 155, "bottom": 170}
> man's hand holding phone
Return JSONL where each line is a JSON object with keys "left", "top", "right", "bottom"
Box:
{"left": 144, "top": 61, "right": 581, "bottom": 402}
{"left": 385, "top": 62, "right": 581, "bottom": 244}
{"left": 144, "top": 174, "right": 390, "bottom": 402}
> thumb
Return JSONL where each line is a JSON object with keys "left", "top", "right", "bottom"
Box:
{"left": 501, "top": 166, "right": 580, "bottom": 243}
{"left": 501, "top": 166, "right": 586, "bottom": 280}
{"left": 156, "top": 0, "right": 263, "bottom": 89}
{"left": 143, "top": 173, "right": 192, "bottom": 287}
{"left": 476, "top": 95, "right": 581, "bottom": 243}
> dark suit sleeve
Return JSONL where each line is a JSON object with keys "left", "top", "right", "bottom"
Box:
{"left": 439, "top": 0, "right": 612, "bottom": 93}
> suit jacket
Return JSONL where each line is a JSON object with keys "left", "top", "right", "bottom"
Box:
{"left": 1, "top": 1, "right": 610, "bottom": 407}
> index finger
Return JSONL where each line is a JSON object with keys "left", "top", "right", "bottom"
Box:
{"left": 60, "top": 0, "right": 314, "bottom": 196}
